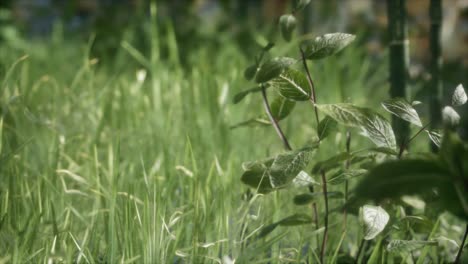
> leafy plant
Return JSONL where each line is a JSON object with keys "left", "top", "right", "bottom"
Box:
{"left": 233, "top": 0, "right": 468, "bottom": 262}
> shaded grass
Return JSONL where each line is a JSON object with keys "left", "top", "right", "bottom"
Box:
{"left": 2, "top": 24, "right": 441, "bottom": 263}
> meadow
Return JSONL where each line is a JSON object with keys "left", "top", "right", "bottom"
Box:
{"left": 1, "top": 6, "right": 467, "bottom": 264}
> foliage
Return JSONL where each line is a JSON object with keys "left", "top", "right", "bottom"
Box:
{"left": 235, "top": 0, "right": 468, "bottom": 262}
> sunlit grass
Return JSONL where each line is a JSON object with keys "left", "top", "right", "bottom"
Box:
{"left": 1, "top": 21, "right": 463, "bottom": 263}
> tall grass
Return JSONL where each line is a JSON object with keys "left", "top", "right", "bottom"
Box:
{"left": 0, "top": 18, "right": 434, "bottom": 263}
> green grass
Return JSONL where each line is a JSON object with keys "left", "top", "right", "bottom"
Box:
{"left": 0, "top": 24, "right": 465, "bottom": 263}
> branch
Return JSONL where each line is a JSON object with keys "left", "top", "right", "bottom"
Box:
{"left": 261, "top": 86, "right": 292, "bottom": 151}
{"left": 320, "top": 170, "right": 329, "bottom": 264}
{"left": 300, "top": 47, "right": 320, "bottom": 126}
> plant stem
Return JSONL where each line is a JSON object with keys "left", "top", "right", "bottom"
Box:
{"left": 387, "top": 0, "right": 410, "bottom": 147}
{"left": 261, "top": 85, "right": 292, "bottom": 151}
{"left": 320, "top": 170, "right": 329, "bottom": 264}
{"left": 429, "top": 0, "right": 443, "bottom": 152}
{"left": 343, "top": 131, "right": 351, "bottom": 228}
{"left": 455, "top": 223, "right": 468, "bottom": 263}
{"left": 300, "top": 47, "right": 320, "bottom": 126}
{"left": 309, "top": 186, "right": 320, "bottom": 247}
{"left": 398, "top": 122, "right": 431, "bottom": 158}
{"left": 354, "top": 238, "right": 366, "bottom": 264}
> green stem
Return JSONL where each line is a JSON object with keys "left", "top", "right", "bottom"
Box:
{"left": 344, "top": 131, "right": 351, "bottom": 228}
{"left": 398, "top": 122, "right": 431, "bottom": 158}
{"left": 300, "top": 47, "right": 320, "bottom": 126}
{"left": 455, "top": 224, "right": 468, "bottom": 263}
{"left": 354, "top": 238, "right": 366, "bottom": 264}
{"left": 320, "top": 170, "right": 329, "bottom": 264}
{"left": 261, "top": 86, "right": 292, "bottom": 151}
{"left": 429, "top": 0, "right": 443, "bottom": 152}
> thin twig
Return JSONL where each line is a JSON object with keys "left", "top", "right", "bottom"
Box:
{"left": 309, "top": 186, "right": 320, "bottom": 247}
{"left": 343, "top": 131, "right": 351, "bottom": 229}
{"left": 320, "top": 170, "right": 329, "bottom": 264}
{"left": 300, "top": 47, "right": 320, "bottom": 126}
{"left": 455, "top": 223, "right": 468, "bottom": 263}
{"left": 398, "top": 122, "right": 431, "bottom": 158}
{"left": 261, "top": 85, "right": 292, "bottom": 151}
{"left": 354, "top": 238, "right": 366, "bottom": 264}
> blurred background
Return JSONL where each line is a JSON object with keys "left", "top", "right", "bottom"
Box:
{"left": 1, "top": 0, "right": 467, "bottom": 67}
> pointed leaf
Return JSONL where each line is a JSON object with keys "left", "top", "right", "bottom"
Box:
{"left": 365, "top": 147, "right": 398, "bottom": 156}
{"left": 292, "top": 170, "right": 319, "bottom": 187}
{"left": 425, "top": 130, "right": 442, "bottom": 147}
{"left": 230, "top": 118, "right": 270, "bottom": 129}
{"left": 452, "top": 84, "right": 467, "bottom": 106}
{"left": 280, "top": 14, "right": 296, "bottom": 42}
{"left": 277, "top": 213, "right": 313, "bottom": 226}
{"left": 233, "top": 87, "right": 263, "bottom": 104}
{"left": 301, "top": 33, "right": 356, "bottom": 60}
{"left": 327, "top": 169, "right": 367, "bottom": 185}
{"left": 354, "top": 159, "right": 451, "bottom": 201}
{"left": 317, "top": 116, "right": 338, "bottom": 140}
{"left": 360, "top": 205, "right": 389, "bottom": 240}
{"left": 240, "top": 157, "right": 275, "bottom": 194}
{"left": 257, "top": 223, "right": 280, "bottom": 238}
{"left": 442, "top": 106, "right": 460, "bottom": 127}
{"left": 294, "top": 0, "right": 311, "bottom": 11}
{"left": 269, "top": 147, "right": 315, "bottom": 188}
{"left": 382, "top": 98, "right": 422, "bottom": 127}
{"left": 255, "top": 57, "right": 296, "bottom": 83}
{"left": 269, "top": 68, "right": 311, "bottom": 101}
{"left": 386, "top": 240, "right": 437, "bottom": 253}
{"left": 270, "top": 95, "right": 296, "bottom": 121}
{"left": 316, "top": 103, "right": 396, "bottom": 149}
{"left": 244, "top": 65, "right": 258, "bottom": 81}
{"left": 367, "top": 237, "right": 384, "bottom": 264}
{"left": 240, "top": 147, "right": 317, "bottom": 193}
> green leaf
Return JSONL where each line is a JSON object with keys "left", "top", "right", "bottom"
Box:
{"left": 382, "top": 98, "right": 422, "bottom": 127}
{"left": 277, "top": 213, "right": 313, "bottom": 226}
{"left": 240, "top": 157, "right": 276, "bottom": 194}
{"left": 312, "top": 152, "right": 351, "bottom": 174}
{"left": 316, "top": 103, "right": 396, "bottom": 149}
{"left": 425, "top": 130, "right": 442, "bottom": 147}
{"left": 367, "top": 237, "right": 384, "bottom": 264}
{"left": 279, "top": 14, "right": 296, "bottom": 42}
{"left": 258, "top": 213, "right": 313, "bottom": 238}
{"left": 255, "top": 57, "right": 296, "bottom": 83}
{"left": 452, "top": 84, "right": 467, "bottom": 106}
{"left": 292, "top": 170, "right": 319, "bottom": 187}
{"left": 293, "top": 0, "right": 311, "bottom": 11}
{"left": 269, "top": 68, "right": 311, "bottom": 101}
{"left": 317, "top": 116, "right": 338, "bottom": 141}
{"left": 244, "top": 65, "right": 258, "bottom": 81}
{"left": 356, "top": 159, "right": 451, "bottom": 198}
{"left": 293, "top": 192, "right": 344, "bottom": 205}
{"left": 232, "top": 86, "right": 263, "bottom": 104}
{"left": 327, "top": 169, "right": 367, "bottom": 185}
{"left": 365, "top": 147, "right": 399, "bottom": 156}
{"left": 268, "top": 147, "right": 315, "bottom": 188}
{"left": 386, "top": 240, "right": 437, "bottom": 253}
{"left": 230, "top": 118, "right": 270, "bottom": 129}
{"left": 258, "top": 223, "right": 280, "bottom": 238}
{"left": 240, "top": 147, "right": 317, "bottom": 193}
{"left": 442, "top": 106, "right": 460, "bottom": 127}
{"left": 301, "top": 33, "right": 356, "bottom": 60}
{"left": 439, "top": 131, "right": 468, "bottom": 177}
{"left": 360, "top": 205, "right": 389, "bottom": 240}
{"left": 270, "top": 95, "right": 296, "bottom": 121}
